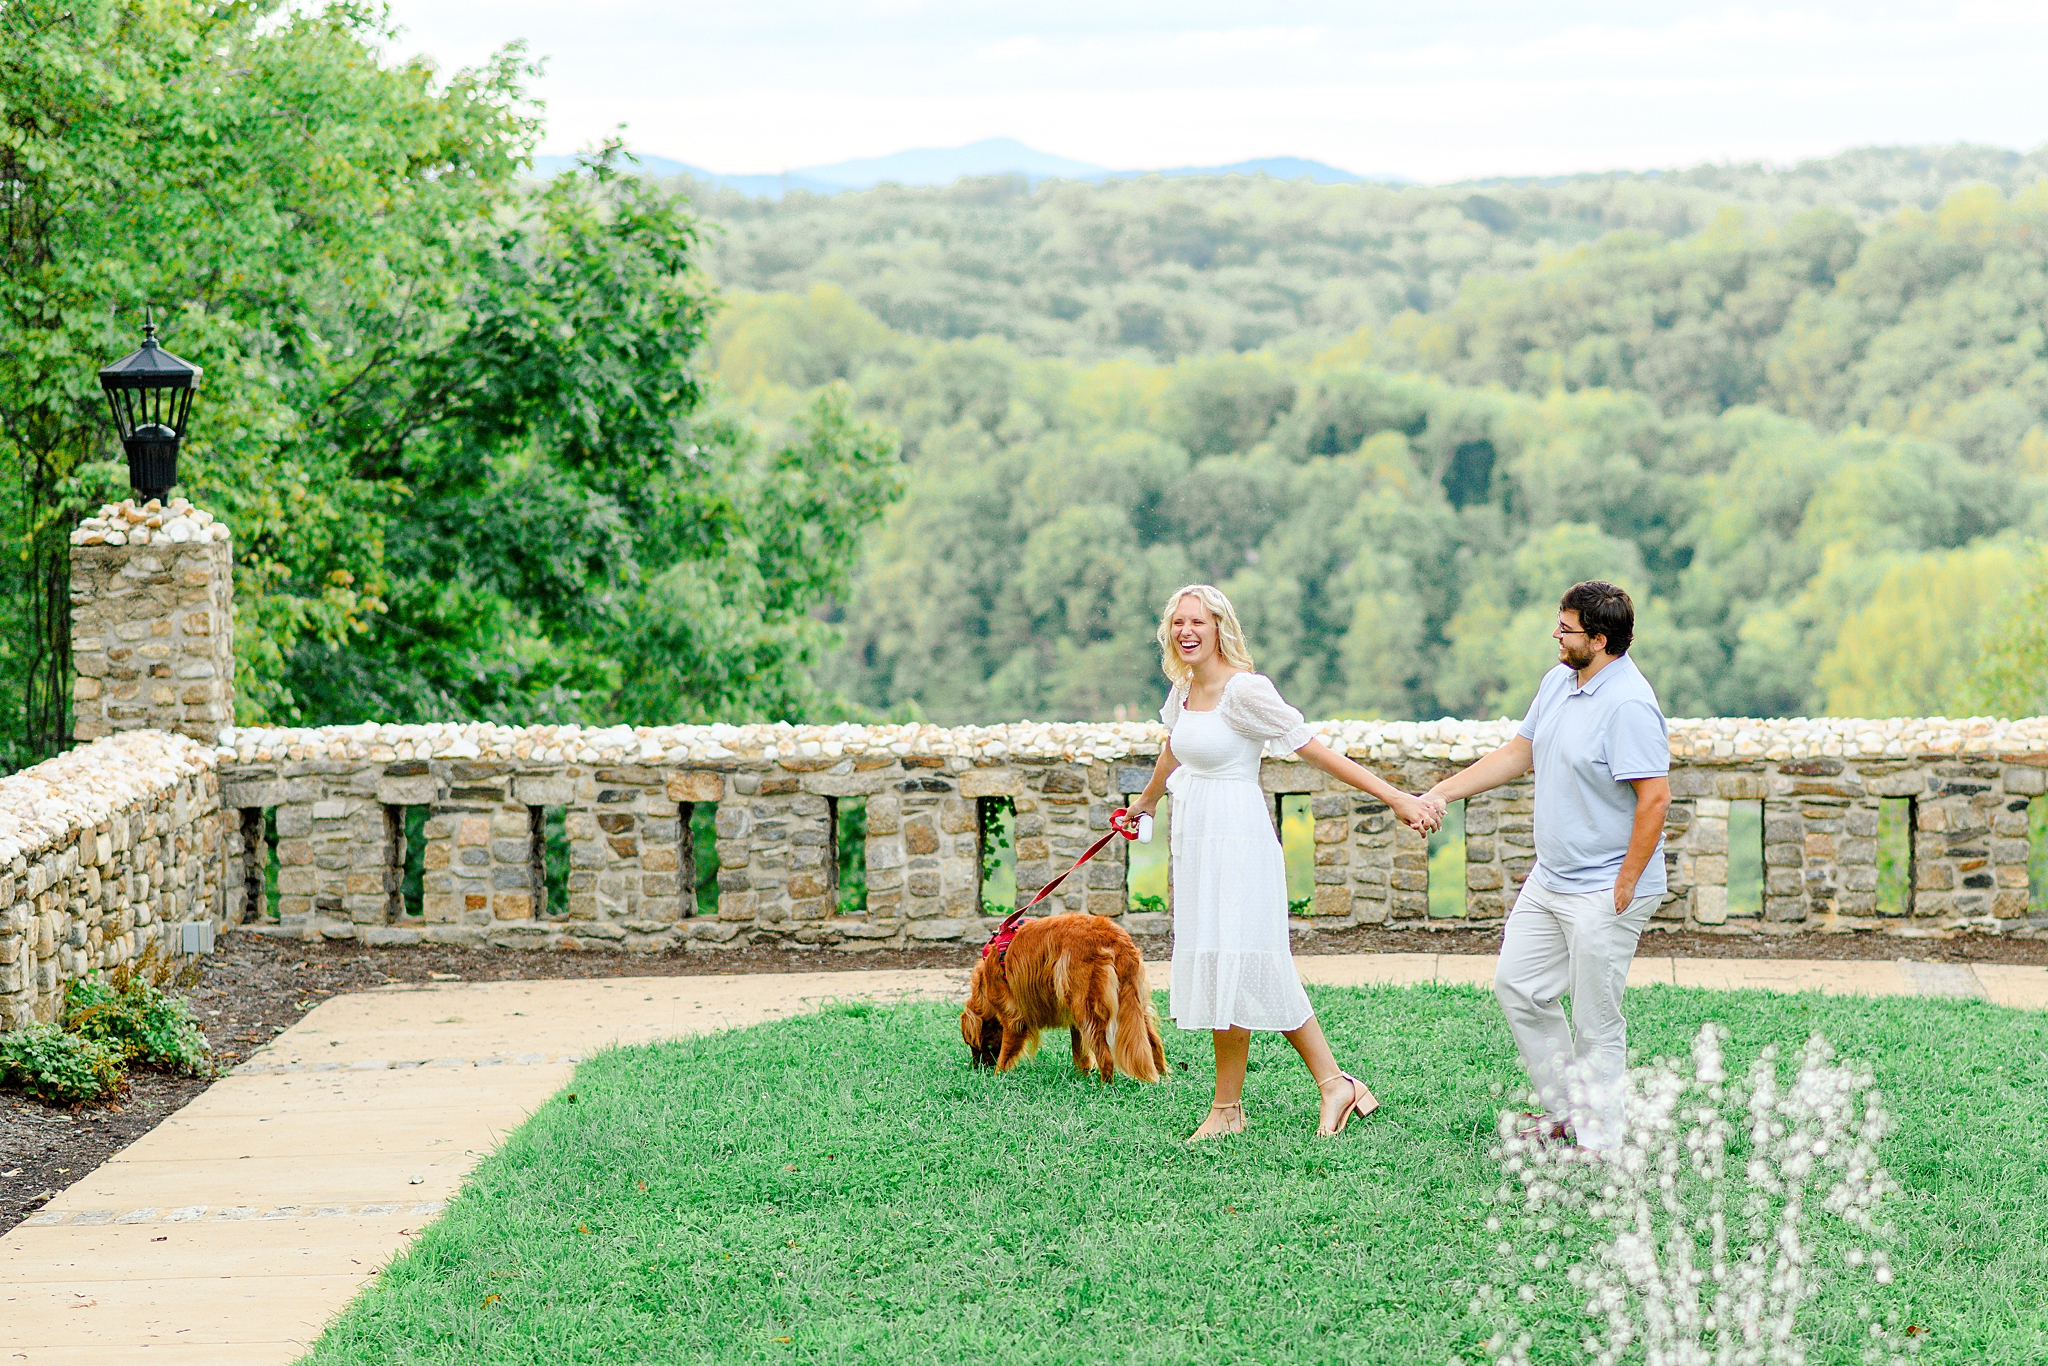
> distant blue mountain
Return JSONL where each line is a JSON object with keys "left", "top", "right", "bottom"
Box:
{"left": 529, "top": 151, "right": 703, "bottom": 178}
{"left": 527, "top": 152, "right": 845, "bottom": 196}
{"left": 528, "top": 141, "right": 1407, "bottom": 197}
{"left": 798, "top": 137, "right": 1107, "bottom": 188}
{"left": 1114, "top": 156, "right": 1407, "bottom": 186}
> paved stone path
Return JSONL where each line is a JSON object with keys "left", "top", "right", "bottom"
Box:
{"left": 4, "top": 953, "right": 2043, "bottom": 1363}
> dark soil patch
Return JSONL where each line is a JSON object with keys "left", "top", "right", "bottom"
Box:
{"left": 1, "top": 1071, "right": 212, "bottom": 1235}
{"left": 6, "top": 919, "right": 2045, "bottom": 1234}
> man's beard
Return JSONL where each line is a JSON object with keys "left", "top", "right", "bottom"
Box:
{"left": 1559, "top": 642, "right": 1596, "bottom": 670}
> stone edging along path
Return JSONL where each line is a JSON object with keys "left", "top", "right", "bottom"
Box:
{"left": 3, "top": 956, "right": 2045, "bottom": 1365}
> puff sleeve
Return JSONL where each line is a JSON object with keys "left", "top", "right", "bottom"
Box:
{"left": 1158, "top": 683, "right": 1184, "bottom": 729}
{"left": 1218, "top": 673, "right": 1314, "bottom": 756}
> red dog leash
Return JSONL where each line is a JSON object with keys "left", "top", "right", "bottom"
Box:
{"left": 980, "top": 807, "right": 1144, "bottom": 963}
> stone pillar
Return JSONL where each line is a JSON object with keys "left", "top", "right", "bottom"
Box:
{"left": 302, "top": 779, "right": 377, "bottom": 933}
{"left": 1650, "top": 800, "right": 1692, "bottom": 924}
{"left": 272, "top": 795, "right": 316, "bottom": 931}
{"left": 853, "top": 762, "right": 979, "bottom": 939}
{"left": 69, "top": 498, "right": 234, "bottom": 744}
{"left": 1836, "top": 798, "right": 1881, "bottom": 919}
{"left": 1010, "top": 764, "right": 1060, "bottom": 911}
{"left": 559, "top": 764, "right": 674, "bottom": 942}
{"left": 1669, "top": 795, "right": 1724, "bottom": 926}
{"left": 1460, "top": 789, "right": 1508, "bottom": 922}
{"left": 861, "top": 791, "right": 905, "bottom": 924}
{"left": 1309, "top": 791, "right": 1354, "bottom": 919}
{"left": 1014, "top": 760, "right": 1118, "bottom": 919}
{"left": 1080, "top": 765, "right": 1130, "bottom": 917}
{"left": 1338, "top": 792, "right": 1397, "bottom": 924}
{"left": 1999, "top": 764, "right": 2046, "bottom": 927}
{"left": 1462, "top": 777, "right": 1536, "bottom": 917}
{"left": 1763, "top": 793, "right": 1809, "bottom": 925}
{"left": 717, "top": 768, "right": 828, "bottom": 936}
{"left": 432, "top": 762, "right": 531, "bottom": 931}
{"left": 1912, "top": 761, "right": 2014, "bottom": 930}
{"left": 898, "top": 766, "right": 980, "bottom": 927}
{"left": 1779, "top": 758, "right": 1861, "bottom": 926}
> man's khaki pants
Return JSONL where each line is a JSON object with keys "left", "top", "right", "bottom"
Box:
{"left": 1493, "top": 878, "right": 1662, "bottom": 1151}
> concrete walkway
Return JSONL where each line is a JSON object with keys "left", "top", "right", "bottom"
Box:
{"left": 4, "top": 953, "right": 2043, "bottom": 1363}
{"left": 1293, "top": 951, "right": 2048, "bottom": 1008}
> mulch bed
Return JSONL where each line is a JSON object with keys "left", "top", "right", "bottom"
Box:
{"left": 6, "top": 920, "right": 2045, "bottom": 1234}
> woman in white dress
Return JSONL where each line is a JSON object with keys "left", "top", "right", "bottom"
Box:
{"left": 1127, "top": 584, "right": 1440, "bottom": 1142}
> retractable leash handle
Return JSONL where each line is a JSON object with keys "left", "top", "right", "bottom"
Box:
{"left": 1111, "top": 805, "right": 1154, "bottom": 843}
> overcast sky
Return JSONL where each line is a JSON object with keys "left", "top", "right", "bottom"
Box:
{"left": 374, "top": 1, "right": 2048, "bottom": 181}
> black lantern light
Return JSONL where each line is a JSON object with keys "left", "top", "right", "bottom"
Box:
{"left": 98, "top": 312, "right": 202, "bottom": 503}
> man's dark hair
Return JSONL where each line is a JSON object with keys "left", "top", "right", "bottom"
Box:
{"left": 1560, "top": 581, "right": 1634, "bottom": 655}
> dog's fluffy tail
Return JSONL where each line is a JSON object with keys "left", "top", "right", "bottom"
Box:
{"left": 1108, "top": 941, "right": 1167, "bottom": 1082}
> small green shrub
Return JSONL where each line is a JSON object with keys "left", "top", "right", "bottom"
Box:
{"left": 64, "top": 967, "right": 212, "bottom": 1077}
{"left": 1131, "top": 894, "right": 1167, "bottom": 914}
{"left": 0, "top": 1023, "right": 125, "bottom": 1105}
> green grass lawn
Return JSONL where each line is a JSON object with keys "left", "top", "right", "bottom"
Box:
{"left": 301, "top": 985, "right": 2048, "bottom": 1365}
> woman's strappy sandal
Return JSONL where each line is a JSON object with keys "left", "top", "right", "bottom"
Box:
{"left": 1315, "top": 1072, "right": 1379, "bottom": 1136}
{"left": 1187, "top": 1100, "right": 1245, "bottom": 1144}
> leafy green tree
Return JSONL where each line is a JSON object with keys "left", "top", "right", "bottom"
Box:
{"left": 1375, "top": 210, "right": 1863, "bottom": 416}
{"left": 1766, "top": 185, "right": 2048, "bottom": 464}
{"left": 0, "top": 0, "right": 531, "bottom": 764}
{"left": 712, "top": 284, "right": 903, "bottom": 398}
{"left": 1816, "top": 540, "right": 2032, "bottom": 716}
{"left": 1152, "top": 353, "right": 1297, "bottom": 458}
{"left": 274, "top": 164, "right": 903, "bottom": 726}
{"left": 1964, "top": 547, "right": 2048, "bottom": 717}
{"left": 0, "top": 2, "right": 903, "bottom": 766}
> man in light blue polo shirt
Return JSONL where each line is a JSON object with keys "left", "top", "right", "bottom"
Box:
{"left": 1422, "top": 581, "right": 1672, "bottom": 1151}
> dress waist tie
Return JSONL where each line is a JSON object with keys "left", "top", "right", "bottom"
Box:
{"left": 1165, "top": 768, "right": 1257, "bottom": 795}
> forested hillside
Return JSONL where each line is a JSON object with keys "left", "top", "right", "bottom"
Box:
{"left": 689, "top": 145, "right": 2048, "bottom": 362}
{"left": 700, "top": 158, "right": 2048, "bottom": 726}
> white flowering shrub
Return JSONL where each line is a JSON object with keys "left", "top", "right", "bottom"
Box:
{"left": 1465, "top": 1025, "right": 1911, "bottom": 1366}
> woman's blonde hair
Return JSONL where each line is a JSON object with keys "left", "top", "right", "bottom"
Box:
{"left": 1155, "top": 583, "right": 1255, "bottom": 687}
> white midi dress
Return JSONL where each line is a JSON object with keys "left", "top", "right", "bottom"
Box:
{"left": 1163, "top": 672, "right": 1318, "bottom": 1033}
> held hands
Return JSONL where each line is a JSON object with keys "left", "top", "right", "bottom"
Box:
{"left": 1391, "top": 791, "right": 1447, "bottom": 835}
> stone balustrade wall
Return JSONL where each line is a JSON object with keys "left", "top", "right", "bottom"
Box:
{"left": 11, "top": 502, "right": 2040, "bottom": 1019}
{"left": 185, "top": 715, "right": 2048, "bottom": 950}
{"left": 5, "top": 717, "right": 2048, "bottom": 1025}
{"left": 0, "top": 733, "right": 231, "bottom": 1029}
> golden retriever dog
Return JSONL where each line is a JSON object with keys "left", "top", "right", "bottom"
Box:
{"left": 960, "top": 912, "right": 1167, "bottom": 1082}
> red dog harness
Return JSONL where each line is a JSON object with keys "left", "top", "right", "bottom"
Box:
{"left": 980, "top": 807, "right": 1144, "bottom": 964}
